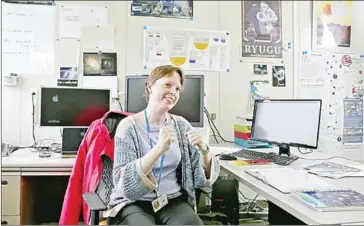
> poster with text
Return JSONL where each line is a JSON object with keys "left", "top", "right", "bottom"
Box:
{"left": 241, "top": 1, "right": 283, "bottom": 58}
{"left": 312, "top": 1, "right": 353, "bottom": 53}
{"left": 143, "top": 27, "right": 230, "bottom": 71}
{"left": 131, "top": 0, "right": 193, "bottom": 19}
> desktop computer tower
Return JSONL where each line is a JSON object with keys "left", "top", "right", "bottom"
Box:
{"left": 211, "top": 176, "right": 240, "bottom": 225}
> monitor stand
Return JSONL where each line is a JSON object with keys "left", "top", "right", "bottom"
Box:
{"left": 278, "top": 144, "right": 290, "bottom": 156}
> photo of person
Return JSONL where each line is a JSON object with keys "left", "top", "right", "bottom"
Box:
{"left": 253, "top": 64, "right": 268, "bottom": 75}
{"left": 152, "top": 200, "right": 160, "bottom": 211}
{"left": 272, "top": 65, "right": 286, "bottom": 87}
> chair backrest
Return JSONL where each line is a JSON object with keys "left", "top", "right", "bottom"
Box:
{"left": 95, "top": 155, "right": 114, "bottom": 205}
{"left": 94, "top": 111, "right": 131, "bottom": 205}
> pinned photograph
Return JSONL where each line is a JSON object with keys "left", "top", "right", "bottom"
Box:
{"left": 253, "top": 64, "right": 268, "bottom": 75}
{"left": 131, "top": 0, "right": 193, "bottom": 19}
{"left": 312, "top": 1, "right": 353, "bottom": 52}
{"left": 83, "top": 52, "right": 117, "bottom": 76}
{"left": 272, "top": 65, "right": 285, "bottom": 87}
{"left": 58, "top": 67, "right": 78, "bottom": 87}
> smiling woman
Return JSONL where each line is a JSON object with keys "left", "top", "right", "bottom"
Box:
{"left": 106, "top": 64, "right": 220, "bottom": 225}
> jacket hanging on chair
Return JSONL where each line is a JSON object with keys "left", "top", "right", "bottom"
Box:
{"left": 59, "top": 111, "right": 133, "bottom": 225}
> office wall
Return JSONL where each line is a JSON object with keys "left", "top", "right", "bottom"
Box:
{"left": 2, "top": 1, "right": 296, "bottom": 147}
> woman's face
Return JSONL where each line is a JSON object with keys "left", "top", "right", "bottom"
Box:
{"left": 148, "top": 71, "right": 182, "bottom": 111}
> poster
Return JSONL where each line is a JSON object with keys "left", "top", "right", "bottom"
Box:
{"left": 83, "top": 52, "right": 117, "bottom": 76}
{"left": 241, "top": 1, "right": 283, "bottom": 58}
{"left": 272, "top": 65, "right": 286, "bottom": 87}
{"left": 143, "top": 26, "right": 230, "bottom": 72}
{"left": 312, "top": 1, "right": 353, "bottom": 53}
{"left": 131, "top": 0, "right": 193, "bottom": 19}
{"left": 298, "top": 52, "right": 364, "bottom": 159}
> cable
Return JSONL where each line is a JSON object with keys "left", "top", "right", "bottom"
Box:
{"left": 204, "top": 107, "right": 234, "bottom": 144}
{"left": 31, "top": 92, "right": 36, "bottom": 147}
{"left": 298, "top": 147, "right": 313, "bottom": 155}
{"left": 299, "top": 155, "right": 354, "bottom": 161}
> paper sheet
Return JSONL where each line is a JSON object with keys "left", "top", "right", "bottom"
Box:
{"left": 2, "top": 2, "right": 56, "bottom": 75}
{"left": 81, "top": 25, "right": 114, "bottom": 50}
{"left": 83, "top": 76, "right": 118, "bottom": 98}
{"left": 57, "top": 38, "right": 80, "bottom": 67}
{"left": 59, "top": 4, "right": 108, "bottom": 39}
{"left": 298, "top": 53, "right": 364, "bottom": 160}
{"left": 246, "top": 168, "right": 334, "bottom": 193}
{"left": 143, "top": 26, "right": 230, "bottom": 72}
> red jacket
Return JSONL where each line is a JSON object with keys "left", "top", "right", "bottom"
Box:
{"left": 59, "top": 111, "right": 133, "bottom": 225}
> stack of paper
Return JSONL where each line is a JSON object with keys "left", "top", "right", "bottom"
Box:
{"left": 303, "top": 162, "right": 364, "bottom": 179}
{"left": 245, "top": 168, "right": 334, "bottom": 194}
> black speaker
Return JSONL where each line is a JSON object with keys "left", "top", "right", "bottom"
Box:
{"left": 211, "top": 176, "right": 240, "bottom": 225}
{"left": 62, "top": 128, "right": 87, "bottom": 153}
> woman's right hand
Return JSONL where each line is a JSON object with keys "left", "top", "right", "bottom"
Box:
{"left": 156, "top": 126, "right": 176, "bottom": 153}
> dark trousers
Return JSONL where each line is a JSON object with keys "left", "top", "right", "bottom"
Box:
{"left": 107, "top": 195, "right": 203, "bottom": 225}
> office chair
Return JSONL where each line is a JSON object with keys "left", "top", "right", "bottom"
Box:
{"left": 82, "top": 156, "right": 229, "bottom": 225}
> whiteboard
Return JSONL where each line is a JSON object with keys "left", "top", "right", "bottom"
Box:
{"left": 1, "top": 1, "right": 56, "bottom": 76}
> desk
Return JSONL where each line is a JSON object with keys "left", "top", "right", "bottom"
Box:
{"left": 3, "top": 146, "right": 364, "bottom": 225}
{"left": 2, "top": 148, "right": 74, "bottom": 225}
{"left": 213, "top": 146, "right": 364, "bottom": 225}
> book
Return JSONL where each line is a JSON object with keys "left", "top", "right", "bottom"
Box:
{"left": 303, "top": 162, "right": 362, "bottom": 179}
{"left": 293, "top": 188, "right": 364, "bottom": 212}
{"left": 245, "top": 168, "right": 334, "bottom": 194}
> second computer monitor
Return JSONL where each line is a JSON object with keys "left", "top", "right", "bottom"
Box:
{"left": 251, "top": 99, "right": 322, "bottom": 150}
{"left": 124, "top": 75, "right": 204, "bottom": 127}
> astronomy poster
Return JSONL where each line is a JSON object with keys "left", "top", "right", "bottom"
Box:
{"left": 241, "top": 1, "right": 283, "bottom": 58}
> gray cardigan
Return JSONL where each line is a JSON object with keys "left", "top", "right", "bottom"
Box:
{"left": 104, "top": 115, "right": 220, "bottom": 217}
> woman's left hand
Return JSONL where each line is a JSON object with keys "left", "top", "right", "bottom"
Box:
{"left": 186, "top": 129, "right": 207, "bottom": 152}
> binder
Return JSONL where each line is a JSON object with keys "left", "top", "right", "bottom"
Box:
{"left": 292, "top": 188, "right": 364, "bottom": 212}
{"left": 245, "top": 168, "right": 334, "bottom": 194}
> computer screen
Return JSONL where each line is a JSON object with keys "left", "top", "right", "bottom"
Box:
{"left": 124, "top": 75, "right": 204, "bottom": 127}
{"left": 251, "top": 99, "right": 322, "bottom": 149}
{"left": 40, "top": 87, "right": 110, "bottom": 127}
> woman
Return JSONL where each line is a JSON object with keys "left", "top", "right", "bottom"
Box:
{"left": 105, "top": 65, "right": 220, "bottom": 225}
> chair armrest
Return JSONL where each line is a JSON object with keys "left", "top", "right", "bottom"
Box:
{"left": 82, "top": 192, "right": 107, "bottom": 211}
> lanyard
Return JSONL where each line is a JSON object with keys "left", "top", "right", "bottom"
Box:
{"left": 144, "top": 110, "right": 165, "bottom": 191}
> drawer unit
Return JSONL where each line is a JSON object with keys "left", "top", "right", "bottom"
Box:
{"left": 1, "top": 175, "right": 21, "bottom": 216}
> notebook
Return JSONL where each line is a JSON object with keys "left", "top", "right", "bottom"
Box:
{"left": 245, "top": 168, "right": 334, "bottom": 194}
{"left": 293, "top": 188, "right": 364, "bottom": 212}
{"left": 303, "top": 162, "right": 362, "bottom": 179}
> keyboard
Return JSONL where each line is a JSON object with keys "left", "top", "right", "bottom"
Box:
{"left": 231, "top": 149, "right": 299, "bottom": 166}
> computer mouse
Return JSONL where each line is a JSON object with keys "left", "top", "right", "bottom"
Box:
{"left": 219, "top": 154, "right": 237, "bottom": 161}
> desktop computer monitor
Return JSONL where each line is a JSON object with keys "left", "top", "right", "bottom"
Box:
{"left": 40, "top": 87, "right": 111, "bottom": 127}
{"left": 250, "top": 99, "right": 322, "bottom": 156}
{"left": 124, "top": 75, "right": 204, "bottom": 127}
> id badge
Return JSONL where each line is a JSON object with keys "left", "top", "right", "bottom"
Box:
{"left": 152, "top": 194, "right": 168, "bottom": 213}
